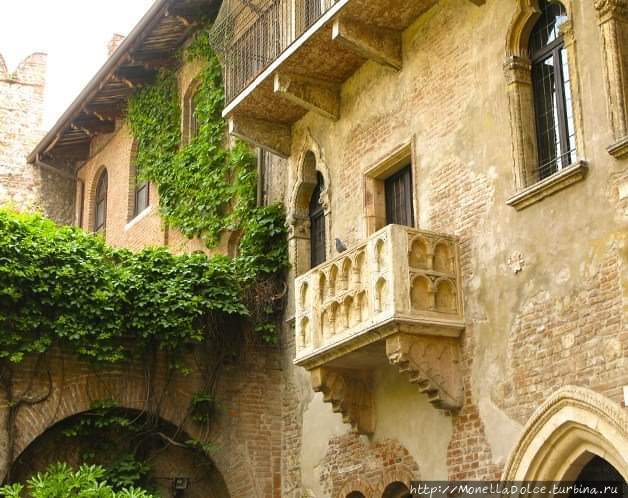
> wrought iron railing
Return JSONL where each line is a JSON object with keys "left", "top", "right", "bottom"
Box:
{"left": 210, "top": 0, "right": 335, "bottom": 104}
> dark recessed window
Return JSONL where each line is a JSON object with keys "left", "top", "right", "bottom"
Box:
{"left": 309, "top": 172, "right": 326, "bottom": 268}
{"left": 133, "top": 174, "right": 149, "bottom": 217}
{"left": 530, "top": 0, "right": 575, "bottom": 180}
{"left": 94, "top": 169, "right": 108, "bottom": 232}
{"left": 385, "top": 164, "right": 414, "bottom": 227}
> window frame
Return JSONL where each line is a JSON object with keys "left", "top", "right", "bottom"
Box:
{"left": 384, "top": 163, "right": 415, "bottom": 228}
{"left": 529, "top": 2, "right": 574, "bottom": 180}
{"left": 309, "top": 172, "right": 326, "bottom": 269}
{"left": 94, "top": 169, "right": 108, "bottom": 233}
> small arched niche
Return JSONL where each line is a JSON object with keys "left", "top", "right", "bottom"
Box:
{"left": 409, "top": 236, "right": 429, "bottom": 269}
{"left": 410, "top": 275, "right": 432, "bottom": 311}
{"left": 433, "top": 241, "right": 453, "bottom": 273}
{"left": 435, "top": 279, "right": 457, "bottom": 313}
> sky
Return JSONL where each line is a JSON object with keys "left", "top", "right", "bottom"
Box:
{"left": 0, "top": 0, "right": 155, "bottom": 128}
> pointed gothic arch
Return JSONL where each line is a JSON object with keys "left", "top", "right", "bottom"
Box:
{"left": 287, "top": 130, "right": 332, "bottom": 275}
{"left": 502, "top": 386, "right": 628, "bottom": 482}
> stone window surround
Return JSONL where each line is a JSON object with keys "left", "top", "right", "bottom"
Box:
{"left": 362, "top": 138, "right": 417, "bottom": 236}
{"left": 287, "top": 130, "right": 332, "bottom": 278}
{"left": 504, "top": 0, "right": 587, "bottom": 210}
{"left": 595, "top": 0, "right": 628, "bottom": 158}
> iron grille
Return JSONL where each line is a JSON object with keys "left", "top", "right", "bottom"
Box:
{"left": 209, "top": 0, "right": 335, "bottom": 104}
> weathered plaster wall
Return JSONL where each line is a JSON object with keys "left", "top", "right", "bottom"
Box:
{"left": 275, "top": 0, "right": 628, "bottom": 495}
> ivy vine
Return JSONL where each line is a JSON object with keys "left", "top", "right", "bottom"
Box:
{"left": 127, "top": 29, "right": 256, "bottom": 246}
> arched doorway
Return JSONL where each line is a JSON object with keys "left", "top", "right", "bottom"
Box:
{"left": 11, "top": 408, "right": 230, "bottom": 498}
{"left": 568, "top": 456, "right": 625, "bottom": 498}
{"left": 503, "top": 386, "right": 628, "bottom": 482}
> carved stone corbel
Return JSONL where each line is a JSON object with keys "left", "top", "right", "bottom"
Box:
{"left": 310, "top": 367, "right": 375, "bottom": 434}
{"left": 595, "top": 0, "right": 628, "bottom": 157}
{"left": 386, "top": 333, "right": 463, "bottom": 413}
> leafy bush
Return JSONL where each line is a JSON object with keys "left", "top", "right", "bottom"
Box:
{"left": 0, "top": 463, "right": 154, "bottom": 498}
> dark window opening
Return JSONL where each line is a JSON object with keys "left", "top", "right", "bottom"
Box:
{"left": 94, "top": 169, "right": 108, "bottom": 233}
{"left": 309, "top": 172, "right": 326, "bottom": 268}
{"left": 133, "top": 171, "right": 149, "bottom": 218}
{"left": 530, "top": 0, "right": 575, "bottom": 180}
{"left": 569, "top": 456, "right": 625, "bottom": 498}
{"left": 385, "top": 164, "right": 414, "bottom": 227}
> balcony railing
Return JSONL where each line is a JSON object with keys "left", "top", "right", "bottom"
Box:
{"left": 210, "top": 0, "right": 336, "bottom": 104}
{"left": 294, "top": 224, "right": 464, "bottom": 366}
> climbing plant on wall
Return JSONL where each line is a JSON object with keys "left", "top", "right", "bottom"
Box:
{"left": 127, "top": 29, "right": 256, "bottom": 246}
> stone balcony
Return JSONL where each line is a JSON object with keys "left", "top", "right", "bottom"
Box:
{"left": 293, "top": 224, "right": 465, "bottom": 433}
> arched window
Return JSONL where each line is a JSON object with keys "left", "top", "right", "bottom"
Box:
{"left": 309, "top": 172, "right": 326, "bottom": 268}
{"left": 183, "top": 80, "right": 202, "bottom": 144}
{"left": 94, "top": 169, "right": 108, "bottom": 232}
{"left": 530, "top": 1, "right": 575, "bottom": 180}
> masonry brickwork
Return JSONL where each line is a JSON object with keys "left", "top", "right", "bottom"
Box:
{"left": 2, "top": 0, "right": 628, "bottom": 496}
{"left": 0, "top": 52, "right": 75, "bottom": 224}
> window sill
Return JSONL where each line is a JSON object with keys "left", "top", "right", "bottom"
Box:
{"left": 506, "top": 160, "right": 588, "bottom": 211}
{"left": 608, "top": 136, "right": 628, "bottom": 159}
{"left": 125, "top": 205, "right": 153, "bottom": 232}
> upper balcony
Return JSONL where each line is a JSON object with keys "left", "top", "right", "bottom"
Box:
{"left": 211, "top": 0, "right": 485, "bottom": 156}
{"left": 293, "top": 224, "right": 465, "bottom": 433}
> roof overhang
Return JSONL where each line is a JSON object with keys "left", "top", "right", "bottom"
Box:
{"left": 28, "top": 0, "right": 219, "bottom": 168}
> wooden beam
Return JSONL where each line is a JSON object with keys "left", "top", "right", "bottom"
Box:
{"left": 273, "top": 73, "right": 340, "bottom": 121}
{"left": 71, "top": 118, "right": 115, "bottom": 136}
{"left": 113, "top": 67, "right": 156, "bottom": 88}
{"left": 228, "top": 116, "right": 291, "bottom": 158}
{"left": 332, "top": 17, "right": 402, "bottom": 71}
{"left": 83, "top": 103, "right": 124, "bottom": 122}
{"left": 128, "top": 53, "right": 178, "bottom": 70}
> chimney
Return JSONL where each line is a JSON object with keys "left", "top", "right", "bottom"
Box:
{"left": 107, "top": 33, "right": 126, "bottom": 57}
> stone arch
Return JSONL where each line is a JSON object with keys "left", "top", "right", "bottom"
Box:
{"left": 12, "top": 406, "right": 231, "bottom": 498}
{"left": 337, "top": 477, "right": 374, "bottom": 498}
{"left": 288, "top": 130, "right": 332, "bottom": 275}
{"left": 506, "top": 0, "right": 574, "bottom": 56}
{"left": 373, "top": 469, "right": 418, "bottom": 497}
{"left": 502, "top": 386, "right": 628, "bottom": 481}
{"left": 10, "top": 367, "right": 249, "bottom": 497}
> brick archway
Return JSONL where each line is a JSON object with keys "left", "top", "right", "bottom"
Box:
{"left": 8, "top": 357, "right": 255, "bottom": 497}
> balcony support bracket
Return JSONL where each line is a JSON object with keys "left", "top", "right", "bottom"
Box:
{"left": 310, "top": 367, "right": 375, "bottom": 434}
{"left": 228, "top": 115, "right": 291, "bottom": 158}
{"left": 386, "top": 333, "right": 463, "bottom": 413}
{"left": 332, "top": 17, "right": 402, "bottom": 71}
{"left": 274, "top": 73, "right": 340, "bottom": 121}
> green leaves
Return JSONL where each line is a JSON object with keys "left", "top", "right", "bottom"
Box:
{"left": 0, "top": 463, "right": 155, "bottom": 498}
{"left": 0, "top": 209, "right": 252, "bottom": 364}
{"left": 126, "top": 29, "right": 257, "bottom": 247}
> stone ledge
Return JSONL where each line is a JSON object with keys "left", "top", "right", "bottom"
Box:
{"left": 607, "top": 136, "right": 628, "bottom": 159}
{"left": 506, "top": 161, "right": 588, "bottom": 211}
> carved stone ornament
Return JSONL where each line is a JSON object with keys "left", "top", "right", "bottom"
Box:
{"left": 594, "top": 0, "right": 628, "bottom": 21}
{"left": 310, "top": 367, "right": 375, "bottom": 434}
{"left": 385, "top": 333, "right": 463, "bottom": 413}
